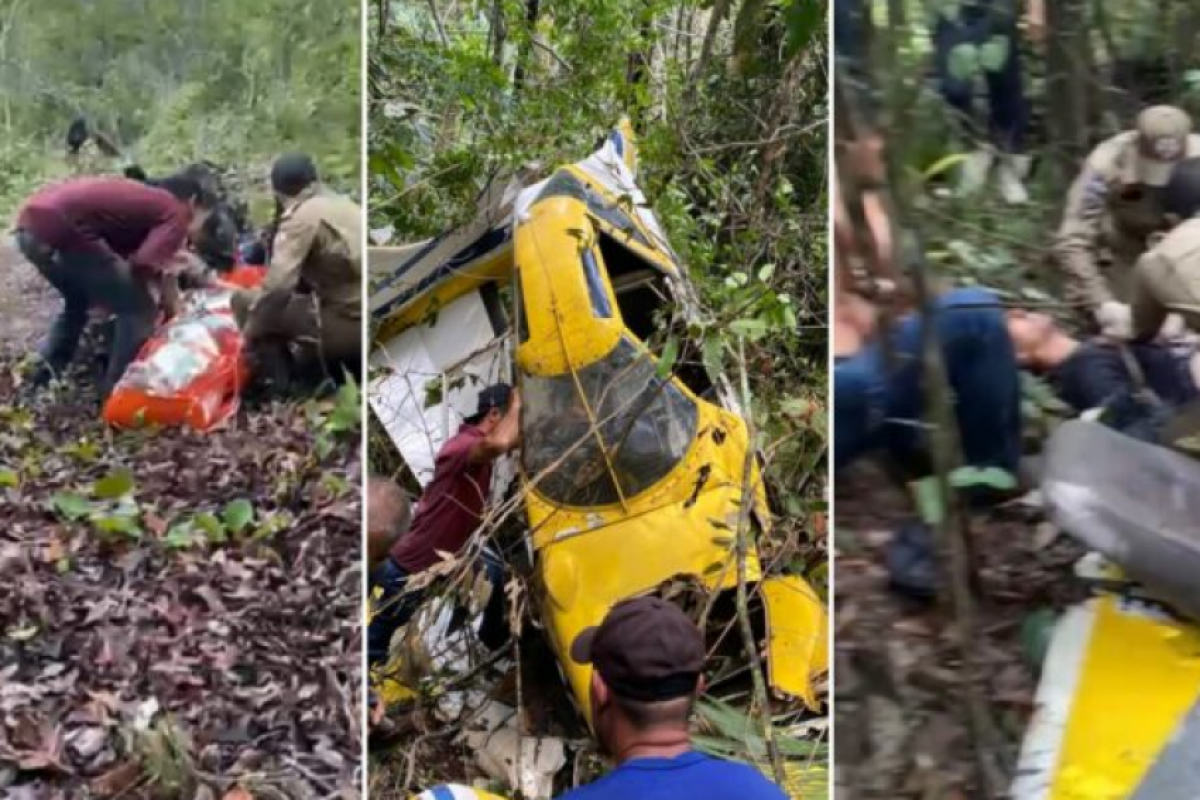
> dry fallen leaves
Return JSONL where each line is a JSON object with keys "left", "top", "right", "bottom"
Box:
{"left": 0, "top": 317, "right": 362, "bottom": 798}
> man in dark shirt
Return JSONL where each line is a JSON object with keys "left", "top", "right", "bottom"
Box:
{"left": 13, "top": 175, "right": 212, "bottom": 396}
{"left": 931, "top": 0, "right": 1042, "bottom": 202}
{"left": 1008, "top": 309, "right": 1199, "bottom": 441}
{"left": 557, "top": 597, "right": 788, "bottom": 800}
{"left": 367, "top": 384, "right": 521, "bottom": 665}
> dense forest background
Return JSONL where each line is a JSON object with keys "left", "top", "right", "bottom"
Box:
{"left": 848, "top": 0, "right": 1200, "bottom": 299}
{"left": 0, "top": 0, "right": 361, "bottom": 219}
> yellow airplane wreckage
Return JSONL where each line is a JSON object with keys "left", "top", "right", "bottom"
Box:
{"left": 1012, "top": 420, "right": 1200, "bottom": 800}
{"left": 369, "top": 121, "right": 828, "bottom": 795}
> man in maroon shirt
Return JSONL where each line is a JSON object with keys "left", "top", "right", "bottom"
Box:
{"left": 13, "top": 174, "right": 212, "bottom": 397}
{"left": 368, "top": 383, "right": 522, "bottom": 665}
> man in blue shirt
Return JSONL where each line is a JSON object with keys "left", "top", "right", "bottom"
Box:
{"left": 557, "top": 597, "right": 788, "bottom": 800}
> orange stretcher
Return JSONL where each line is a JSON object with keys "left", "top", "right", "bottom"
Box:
{"left": 101, "top": 265, "right": 266, "bottom": 431}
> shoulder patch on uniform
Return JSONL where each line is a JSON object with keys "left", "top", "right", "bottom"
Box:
{"left": 1082, "top": 173, "right": 1109, "bottom": 210}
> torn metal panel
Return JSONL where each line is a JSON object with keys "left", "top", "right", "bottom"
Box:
{"left": 1011, "top": 596, "right": 1200, "bottom": 799}
{"left": 370, "top": 289, "right": 512, "bottom": 488}
{"left": 761, "top": 575, "right": 829, "bottom": 712}
{"left": 1043, "top": 420, "right": 1200, "bottom": 623}
{"left": 1130, "top": 699, "right": 1200, "bottom": 799}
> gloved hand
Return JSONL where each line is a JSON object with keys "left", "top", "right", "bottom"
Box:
{"left": 1096, "top": 300, "right": 1133, "bottom": 339}
{"left": 1161, "top": 313, "right": 1191, "bottom": 339}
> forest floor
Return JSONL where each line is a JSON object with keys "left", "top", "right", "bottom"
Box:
{"left": 832, "top": 460, "right": 1088, "bottom": 798}
{"left": 368, "top": 604, "right": 830, "bottom": 800}
{"left": 0, "top": 244, "right": 363, "bottom": 800}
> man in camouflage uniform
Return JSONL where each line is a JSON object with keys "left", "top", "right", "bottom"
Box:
{"left": 1055, "top": 105, "right": 1200, "bottom": 337}
{"left": 232, "top": 153, "right": 361, "bottom": 392}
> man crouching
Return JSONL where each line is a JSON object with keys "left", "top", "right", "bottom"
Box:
{"left": 233, "top": 153, "right": 362, "bottom": 396}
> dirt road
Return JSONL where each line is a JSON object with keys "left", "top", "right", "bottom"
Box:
{"left": 0, "top": 242, "right": 57, "bottom": 356}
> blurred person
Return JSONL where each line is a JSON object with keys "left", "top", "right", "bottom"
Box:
{"left": 367, "top": 385, "right": 521, "bottom": 665}
{"left": 1129, "top": 156, "right": 1200, "bottom": 341}
{"left": 368, "top": 475, "right": 412, "bottom": 578}
{"left": 1055, "top": 105, "right": 1200, "bottom": 336}
{"left": 1009, "top": 308, "right": 1199, "bottom": 442}
{"left": 833, "top": 184, "right": 1021, "bottom": 476}
{"left": 13, "top": 173, "right": 212, "bottom": 396}
{"left": 933, "top": 0, "right": 1044, "bottom": 203}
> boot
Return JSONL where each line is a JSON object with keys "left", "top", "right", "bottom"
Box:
{"left": 996, "top": 153, "right": 1032, "bottom": 205}
{"left": 958, "top": 144, "right": 995, "bottom": 196}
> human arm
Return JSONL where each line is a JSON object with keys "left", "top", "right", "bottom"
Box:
{"left": 1054, "top": 164, "right": 1116, "bottom": 313}
{"left": 159, "top": 273, "right": 181, "bottom": 320}
{"left": 1130, "top": 252, "right": 1171, "bottom": 343}
{"left": 469, "top": 388, "right": 522, "bottom": 463}
{"left": 1024, "top": 0, "right": 1046, "bottom": 43}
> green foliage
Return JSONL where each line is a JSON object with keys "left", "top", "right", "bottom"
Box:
{"left": 308, "top": 377, "right": 363, "bottom": 460}
{"left": 949, "top": 465, "right": 1016, "bottom": 491}
{"left": 222, "top": 499, "right": 255, "bottom": 535}
{"left": 0, "top": 0, "right": 361, "bottom": 216}
{"left": 912, "top": 476, "right": 946, "bottom": 526}
{"left": 784, "top": 0, "right": 826, "bottom": 59}
{"left": 49, "top": 483, "right": 144, "bottom": 541}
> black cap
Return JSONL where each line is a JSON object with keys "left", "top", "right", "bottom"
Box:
{"left": 571, "top": 596, "right": 705, "bottom": 702}
{"left": 271, "top": 153, "right": 319, "bottom": 197}
{"left": 464, "top": 383, "right": 512, "bottom": 425}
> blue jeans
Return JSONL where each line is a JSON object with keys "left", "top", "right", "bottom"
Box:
{"left": 15, "top": 229, "right": 157, "bottom": 397}
{"left": 835, "top": 0, "right": 869, "bottom": 73}
{"left": 835, "top": 288, "right": 1021, "bottom": 474}
{"left": 367, "top": 550, "right": 509, "bottom": 667}
{"left": 933, "top": 7, "right": 1028, "bottom": 152}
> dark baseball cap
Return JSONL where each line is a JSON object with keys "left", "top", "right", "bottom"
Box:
{"left": 271, "top": 152, "right": 319, "bottom": 197}
{"left": 571, "top": 596, "right": 706, "bottom": 702}
{"left": 464, "top": 383, "right": 512, "bottom": 424}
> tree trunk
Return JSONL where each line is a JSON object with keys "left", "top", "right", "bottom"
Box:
{"left": 490, "top": 0, "right": 506, "bottom": 66}
{"left": 512, "top": 0, "right": 541, "bottom": 92}
{"left": 1045, "top": 0, "right": 1091, "bottom": 177}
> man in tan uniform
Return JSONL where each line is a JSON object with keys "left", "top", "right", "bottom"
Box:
{"left": 1055, "top": 105, "right": 1200, "bottom": 337}
{"left": 1131, "top": 157, "right": 1200, "bottom": 341}
{"left": 233, "top": 153, "right": 362, "bottom": 392}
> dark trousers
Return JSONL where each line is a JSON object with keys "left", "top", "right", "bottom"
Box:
{"left": 835, "top": 0, "right": 868, "bottom": 72}
{"left": 834, "top": 287, "right": 1022, "bottom": 475}
{"left": 367, "top": 550, "right": 509, "bottom": 667}
{"left": 14, "top": 229, "right": 157, "bottom": 397}
{"left": 933, "top": 8, "right": 1028, "bottom": 152}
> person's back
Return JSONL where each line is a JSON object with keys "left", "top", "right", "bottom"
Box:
{"left": 557, "top": 751, "right": 786, "bottom": 800}
{"left": 1131, "top": 158, "right": 1200, "bottom": 338}
{"left": 284, "top": 187, "right": 362, "bottom": 315}
{"left": 1132, "top": 215, "right": 1200, "bottom": 337}
{"left": 389, "top": 422, "right": 492, "bottom": 573}
{"left": 18, "top": 177, "right": 189, "bottom": 267}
